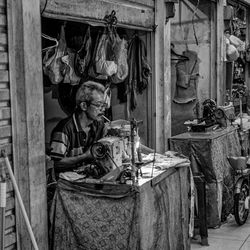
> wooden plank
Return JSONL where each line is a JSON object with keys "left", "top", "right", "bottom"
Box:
{"left": 0, "top": 0, "right": 5, "bottom": 8}
{"left": 0, "top": 107, "right": 10, "bottom": 119}
{"left": 154, "top": 0, "right": 171, "bottom": 152}
{"left": 210, "top": 1, "right": 216, "bottom": 99}
{"left": 104, "top": 0, "right": 154, "bottom": 8}
{"left": 0, "top": 65, "right": 8, "bottom": 70}
{"left": 0, "top": 14, "right": 6, "bottom": 26}
{"left": 150, "top": 31, "right": 156, "bottom": 149}
{"left": 0, "top": 101, "right": 9, "bottom": 108}
{"left": 216, "top": 0, "right": 224, "bottom": 105}
{"left": 42, "top": 0, "right": 154, "bottom": 29}
{"left": 0, "top": 52, "right": 7, "bottom": 63}
{"left": 6, "top": 197, "right": 15, "bottom": 211}
{"left": 0, "top": 82, "right": 8, "bottom": 88}
{"left": 4, "top": 232, "right": 16, "bottom": 248}
{"left": 0, "top": 71, "right": 8, "bottom": 82}
{"left": 0, "top": 89, "right": 9, "bottom": 100}
{"left": 41, "top": 0, "right": 155, "bottom": 10}
{"left": 7, "top": 0, "right": 48, "bottom": 249}
{"left": 146, "top": 32, "right": 152, "bottom": 147}
{"left": 0, "top": 33, "right": 7, "bottom": 45}
{"left": 5, "top": 214, "right": 15, "bottom": 230}
{"left": 121, "top": 0, "right": 154, "bottom": 7}
{"left": 5, "top": 243, "right": 16, "bottom": 250}
{"left": 0, "top": 126, "right": 11, "bottom": 138}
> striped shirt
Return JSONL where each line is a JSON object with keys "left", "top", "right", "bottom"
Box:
{"left": 50, "top": 112, "right": 104, "bottom": 162}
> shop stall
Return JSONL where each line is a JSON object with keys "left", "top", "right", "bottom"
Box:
{"left": 50, "top": 157, "right": 191, "bottom": 250}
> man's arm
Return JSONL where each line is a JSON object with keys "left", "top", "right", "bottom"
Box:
{"left": 53, "top": 148, "right": 93, "bottom": 171}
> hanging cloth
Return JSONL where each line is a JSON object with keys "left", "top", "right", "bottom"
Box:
{"left": 126, "top": 35, "right": 151, "bottom": 111}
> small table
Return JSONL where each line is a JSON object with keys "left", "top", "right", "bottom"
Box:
{"left": 50, "top": 160, "right": 191, "bottom": 250}
{"left": 170, "top": 126, "right": 241, "bottom": 227}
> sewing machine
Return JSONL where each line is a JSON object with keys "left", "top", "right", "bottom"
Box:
{"left": 188, "top": 99, "right": 235, "bottom": 132}
{"left": 90, "top": 119, "right": 141, "bottom": 182}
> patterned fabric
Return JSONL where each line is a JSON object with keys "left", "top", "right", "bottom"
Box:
{"left": 50, "top": 180, "right": 138, "bottom": 250}
{"left": 50, "top": 112, "right": 104, "bottom": 161}
{"left": 170, "top": 128, "right": 241, "bottom": 227}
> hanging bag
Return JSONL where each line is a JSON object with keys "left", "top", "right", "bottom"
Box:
{"left": 88, "top": 31, "right": 108, "bottom": 80}
{"left": 95, "top": 29, "right": 117, "bottom": 77}
{"left": 61, "top": 49, "right": 81, "bottom": 85}
{"left": 43, "top": 25, "right": 67, "bottom": 84}
{"left": 75, "top": 26, "right": 92, "bottom": 77}
{"left": 111, "top": 31, "right": 129, "bottom": 84}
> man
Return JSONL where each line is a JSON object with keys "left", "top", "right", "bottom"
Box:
{"left": 50, "top": 81, "right": 107, "bottom": 174}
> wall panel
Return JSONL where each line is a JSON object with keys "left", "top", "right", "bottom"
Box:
{"left": 0, "top": 0, "right": 17, "bottom": 249}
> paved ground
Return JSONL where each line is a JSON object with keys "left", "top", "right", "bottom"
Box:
{"left": 191, "top": 215, "right": 250, "bottom": 250}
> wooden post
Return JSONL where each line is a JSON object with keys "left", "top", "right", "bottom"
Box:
{"left": 216, "top": 0, "right": 224, "bottom": 105}
{"left": 154, "top": 0, "right": 171, "bottom": 153}
{"left": 0, "top": 160, "right": 6, "bottom": 250}
{"left": 7, "top": 0, "right": 48, "bottom": 249}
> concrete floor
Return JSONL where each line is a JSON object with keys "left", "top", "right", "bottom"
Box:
{"left": 191, "top": 215, "right": 250, "bottom": 250}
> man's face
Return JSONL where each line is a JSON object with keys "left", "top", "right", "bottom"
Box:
{"left": 86, "top": 90, "right": 106, "bottom": 121}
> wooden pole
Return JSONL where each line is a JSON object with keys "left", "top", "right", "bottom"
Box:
{"left": 1, "top": 151, "right": 39, "bottom": 250}
{"left": 0, "top": 161, "right": 6, "bottom": 250}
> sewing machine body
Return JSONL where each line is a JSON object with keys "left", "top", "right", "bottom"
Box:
{"left": 189, "top": 99, "right": 235, "bottom": 132}
{"left": 91, "top": 120, "right": 140, "bottom": 182}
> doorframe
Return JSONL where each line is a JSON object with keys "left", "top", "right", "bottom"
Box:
{"left": 7, "top": 0, "right": 48, "bottom": 249}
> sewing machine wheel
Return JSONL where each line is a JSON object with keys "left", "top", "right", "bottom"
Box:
{"left": 214, "top": 108, "right": 225, "bottom": 119}
{"left": 203, "top": 99, "right": 216, "bottom": 109}
{"left": 90, "top": 142, "right": 107, "bottom": 159}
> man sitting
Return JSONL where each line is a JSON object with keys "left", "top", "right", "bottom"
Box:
{"left": 50, "top": 81, "right": 107, "bottom": 176}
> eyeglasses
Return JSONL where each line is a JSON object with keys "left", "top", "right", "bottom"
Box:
{"left": 89, "top": 102, "right": 108, "bottom": 110}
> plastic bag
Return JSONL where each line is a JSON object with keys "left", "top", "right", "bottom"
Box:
{"left": 226, "top": 44, "right": 239, "bottom": 62}
{"left": 111, "top": 33, "right": 128, "bottom": 84}
{"left": 95, "top": 32, "right": 117, "bottom": 77}
{"left": 229, "top": 35, "right": 245, "bottom": 52}
{"left": 88, "top": 31, "right": 107, "bottom": 80}
{"left": 43, "top": 25, "right": 67, "bottom": 84}
{"left": 75, "top": 26, "right": 92, "bottom": 77}
{"left": 61, "top": 49, "right": 81, "bottom": 86}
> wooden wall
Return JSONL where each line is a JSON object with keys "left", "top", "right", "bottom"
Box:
{"left": 0, "top": 0, "right": 17, "bottom": 248}
{"left": 171, "top": 0, "right": 216, "bottom": 135}
{"left": 41, "top": 0, "right": 155, "bottom": 31}
{"left": 7, "top": 0, "right": 48, "bottom": 249}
